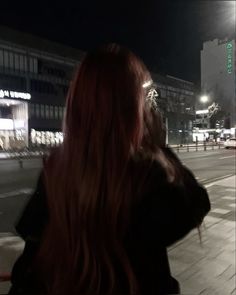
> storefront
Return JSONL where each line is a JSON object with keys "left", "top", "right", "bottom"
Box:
{"left": 0, "top": 89, "right": 30, "bottom": 150}
{"left": 30, "top": 129, "right": 63, "bottom": 147}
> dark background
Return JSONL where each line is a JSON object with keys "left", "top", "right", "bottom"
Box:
{"left": 0, "top": 1, "right": 235, "bottom": 86}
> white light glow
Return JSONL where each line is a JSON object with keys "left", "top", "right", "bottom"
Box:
{"left": 200, "top": 95, "right": 209, "bottom": 103}
{"left": 142, "top": 80, "right": 153, "bottom": 88}
{"left": 0, "top": 89, "right": 31, "bottom": 100}
{"left": 14, "top": 120, "right": 25, "bottom": 129}
{"left": 0, "top": 119, "right": 14, "bottom": 130}
{"left": 196, "top": 109, "right": 209, "bottom": 115}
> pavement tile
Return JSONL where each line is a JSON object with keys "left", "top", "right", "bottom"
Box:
{"left": 168, "top": 258, "right": 190, "bottom": 276}
{"left": 169, "top": 178, "right": 236, "bottom": 294}
{"left": 211, "top": 208, "right": 231, "bottom": 214}
{"left": 0, "top": 236, "right": 24, "bottom": 294}
{"left": 222, "top": 196, "right": 236, "bottom": 200}
{"left": 203, "top": 216, "right": 223, "bottom": 227}
{"left": 216, "top": 264, "right": 236, "bottom": 281}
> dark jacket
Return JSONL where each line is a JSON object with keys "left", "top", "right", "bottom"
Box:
{"left": 9, "top": 148, "right": 210, "bottom": 295}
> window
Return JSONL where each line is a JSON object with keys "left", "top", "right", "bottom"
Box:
{"left": 0, "top": 50, "right": 3, "bottom": 67}
{"left": 35, "top": 104, "right": 40, "bottom": 118}
{"left": 29, "top": 104, "right": 35, "bottom": 118}
{"left": 54, "top": 106, "right": 58, "bottom": 119}
{"left": 59, "top": 106, "right": 64, "bottom": 119}
{"left": 29, "top": 57, "right": 38, "bottom": 74}
{"left": 40, "top": 105, "right": 45, "bottom": 118}
{"left": 19, "top": 55, "right": 25, "bottom": 72}
{"left": 30, "top": 79, "right": 56, "bottom": 95}
{"left": 45, "top": 105, "right": 50, "bottom": 119}
{"left": 50, "top": 106, "right": 54, "bottom": 119}
{"left": 14, "top": 54, "right": 20, "bottom": 71}
{"left": 9, "top": 53, "right": 14, "bottom": 69}
{"left": 3, "top": 51, "right": 9, "bottom": 68}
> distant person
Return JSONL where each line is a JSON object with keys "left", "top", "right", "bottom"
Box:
{"left": 9, "top": 44, "right": 210, "bottom": 295}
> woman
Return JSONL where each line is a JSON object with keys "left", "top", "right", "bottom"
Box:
{"left": 9, "top": 44, "right": 210, "bottom": 295}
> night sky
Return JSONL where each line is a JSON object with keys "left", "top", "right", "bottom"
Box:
{"left": 0, "top": 1, "right": 235, "bottom": 86}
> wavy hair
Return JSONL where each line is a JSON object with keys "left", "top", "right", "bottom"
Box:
{"left": 36, "top": 44, "right": 156, "bottom": 295}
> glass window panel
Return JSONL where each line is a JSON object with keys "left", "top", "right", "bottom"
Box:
{"left": 45, "top": 105, "right": 49, "bottom": 119}
{"left": 36, "top": 104, "right": 40, "bottom": 118}
{"left": 54, "top": 106, "right": 58, "bottom": 119}
{"left": 50, "top": 106, "right": 54, "bottom": 119}
{"left": 0, "top": 50, "right": 3, "bottom": 67}
{"left": 3, "top": 51, "right": 9, "bottom": 68}
{"left": 40, "top": 105, "right": 45, "bottom": 118}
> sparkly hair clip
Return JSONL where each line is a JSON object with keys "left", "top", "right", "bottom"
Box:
{"left": 143, "top": 80, "right": 159, "bottom": 110}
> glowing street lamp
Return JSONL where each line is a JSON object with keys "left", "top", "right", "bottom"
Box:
{"left": 200, "top": 95, "right": 209, "bottom": 103}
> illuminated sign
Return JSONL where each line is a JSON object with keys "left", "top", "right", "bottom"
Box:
{"left": 226, "top": 42, "right": 233, "bottom": 74}
{"left": 196, "top": 109, "right": 209, "bottom": 115}
{"left": 0, "top": 118, "right": 14, "bottom": 130}
{"left": 0, "top": 89, "right": 31, "bottom": 100}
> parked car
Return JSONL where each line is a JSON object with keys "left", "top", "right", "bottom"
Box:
{"left": 224, "top": 138, "right": 236, "bottom": 149}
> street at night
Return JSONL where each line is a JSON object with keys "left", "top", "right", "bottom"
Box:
{"left": 0, "top": 148, "right": 235, "bottom": 234}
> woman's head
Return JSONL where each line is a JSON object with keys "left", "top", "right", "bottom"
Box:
{"left": 64, "top": 43, "right": 152, "bottom": 154}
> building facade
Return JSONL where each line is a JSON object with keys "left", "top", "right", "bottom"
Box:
{"left": 153, "top": 74, "right": 196, "bottom": 145}
{"left": 201, "top": 38, "right": 236, "bottom": 129}
{"left": 0, "top": 26, "right": 84, "bottom": 150}
{"left": 0, "top": 26, "right": 196, "bottom": 149}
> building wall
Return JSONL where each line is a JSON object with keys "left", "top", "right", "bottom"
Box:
{"left": 0, "top": 36, "right": 82, "bottom": 149}
{"left": 201, "top": 38, "right": 236, "bottom": 127}
{"left": 153, "top": 74, "right": 196, "bottom": 144}
{"left": 0, "top": 27, "right": 196, "bottom": 148}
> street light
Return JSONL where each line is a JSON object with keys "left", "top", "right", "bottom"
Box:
{"left": 200, "top": 95, "right": 209, "bottom": 104}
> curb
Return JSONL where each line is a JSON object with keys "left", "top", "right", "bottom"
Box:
{"left": 202, "top": 174, "right": 235, "bottom": 187}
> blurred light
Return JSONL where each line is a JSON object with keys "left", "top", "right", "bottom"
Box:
{"left": 142, "top": 80, "right": 153, "bottom": 88}
{"left": 14, "top": 120, "right": 25, "bottom": 129}
{"left": 196, "top": 109, "right": 209, "bottom": 114}
{"left": 200, "top": 95, "right": 209, "bottom": 103}
{"left": 0, "top": 119, "right": 13, "bottom": 130}
{"left": 0, "top": 89, "right": 31, "bottom": 100}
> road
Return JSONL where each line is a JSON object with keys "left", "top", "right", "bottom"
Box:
{"left": 0, "top": 148, "right": 235, "bottom": 233}
{"left": 176, "top": 148, "right": 235, "bottom": 184}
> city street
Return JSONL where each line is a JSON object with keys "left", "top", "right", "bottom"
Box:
{"left": 0, "top": 148, "right": 235, "bottom": 294}
{"left": 0, "top": 148, "right": 235, "bottom": 234}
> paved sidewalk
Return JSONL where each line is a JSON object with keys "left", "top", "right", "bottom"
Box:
{"left": 169, "top": 175, "right": 236, "bottom": 294}
{"left": 0, "top": 234, "right": 24, "bottom": 294}
{"left": 0, "top": 175, "right": 235, "bottom": 294}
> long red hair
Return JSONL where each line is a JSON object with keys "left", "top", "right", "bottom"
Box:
{"left": 37, "top": 44, "right": 156, "bottom": 295}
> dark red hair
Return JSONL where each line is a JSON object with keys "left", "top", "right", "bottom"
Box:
{"left": 37, "top": 44, "right": 154, "bottom": 295}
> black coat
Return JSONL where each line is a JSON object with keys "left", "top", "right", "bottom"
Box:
{"left": 9, "top": 148, "right": 210, "bottom": 295}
